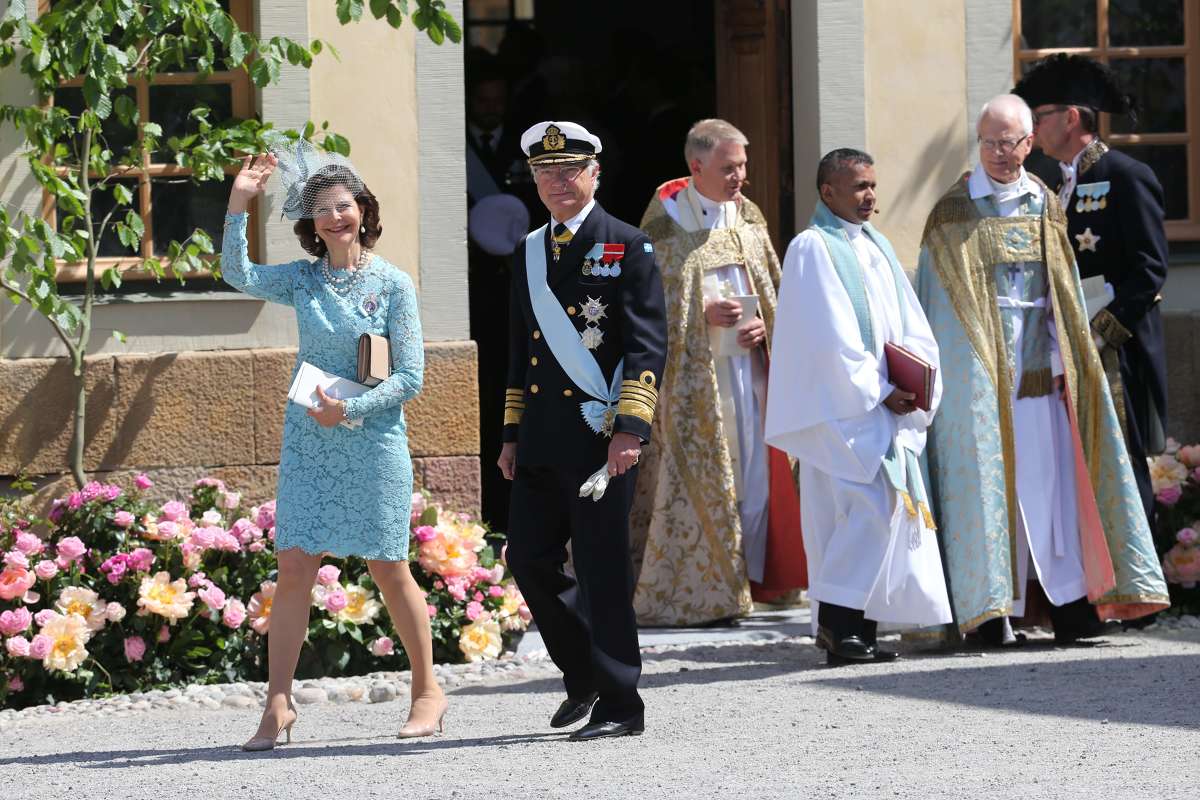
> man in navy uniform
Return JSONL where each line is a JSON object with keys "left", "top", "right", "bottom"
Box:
{"left": 498, "top": 120, "right": 667, "bottom": 740}
{"left": 1015, "top": 54, "right": 1169, "bottom": 525}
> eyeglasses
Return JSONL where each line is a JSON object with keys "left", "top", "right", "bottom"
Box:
{"left": 531, "top": 164, "right": 587, "bottom": 183}
{"left": 1032, "top": 106, "right": 1070, "bottom": 126}
{"left": 977, "top": 135, "right": 1031, "bottom": 155}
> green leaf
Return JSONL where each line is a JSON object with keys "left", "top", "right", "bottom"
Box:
{"left": 439, "top": 9, "right": 462, "bottom": 43}
{"left": 248, "top": 57, "right": 271, "bottom": 87}
{"left": 228, "top": 32, "right": 249, "bottom": 65}
{"left": 112, "top": 330, "right": 126, "bottom": 343}
{"left": 142, "top": 122, "right": 162, "bottom": 137}
{"left": 191, "top": 229, "right": 214, "bottom": 253}
{"left": 114, "top": 94, "right": 138, "bottom": 127}
{"left": 310, "top": 39, "right": 323, "bottom": 56}
{"left": 208, "top": 10, "right": 235, "bottom": 47}
{"left": 370, "top": 0, "right": 390, "bottom": 19}
{"left": 336, "top": 0, "right": 353, "bottom": 25}
{"left": 386, "top": 5, "right": 403, "bottom": 27}
{"left": 112, "top": 183, "right": 133, "bottom": 206}
{"left": 126, "top": 210, "right": 144, "bottom": 238}
{"left": 426, "top": 24, "right": 444, "bottom": 45}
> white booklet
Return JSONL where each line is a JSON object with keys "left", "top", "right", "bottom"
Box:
{"left": 287, "top": 361, "right": 369, "bottom": 430}
{"left": 709, "top": 294, "right": 759, "bottom": 357}
{"left": 1080, "top": 276, "right": 1115, "bottom": 321}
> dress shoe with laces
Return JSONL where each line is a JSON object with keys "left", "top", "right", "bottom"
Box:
{"left": 816, "top": 626, "right": 876, "bottom": 664}
{"left": 569, "top": 717, "right": 644, "bottom": 741}
{"left": 550, "top": 692, "right": 598, "bottom": 729}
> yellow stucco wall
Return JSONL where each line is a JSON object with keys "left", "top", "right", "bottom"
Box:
{"left": 307, "top": 4, "right": 422, "bottom": 285}
{"left": 863, "top": 0, "right": 971, "bottom": 269}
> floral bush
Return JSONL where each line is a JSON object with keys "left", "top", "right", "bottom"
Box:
{"left": 0, "top": 476, "right": 529, "bottom": 709}
{"left": 1150, "top": 438, "right": 1200, "bottom": 614}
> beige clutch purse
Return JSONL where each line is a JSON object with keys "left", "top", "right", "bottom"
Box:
{"left": 356, "top": 333, "right": 391, "bottom": 387}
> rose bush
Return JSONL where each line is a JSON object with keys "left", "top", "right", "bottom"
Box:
{"left": 1151, "top": 439, "right": 1200, "bottom": 614}
{"left": 0, "top": 476, "right": 528, "bottom": 709}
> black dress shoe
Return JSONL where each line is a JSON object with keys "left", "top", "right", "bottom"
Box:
{"left": 1049, "top": 598, "right": 1111, "bottom": 644}
{"left": 550, "top": 692, "right": 598, "bottom": 729}
{"left": 568, "top": 718, "right": 645, "bottom": 741}
{"left": 817, "top": 627, "right": 877, "bottom": 665}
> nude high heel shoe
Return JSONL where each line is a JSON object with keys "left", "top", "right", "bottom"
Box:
{"left": 241, "top": 708, "right": 298, "bottom": 752}
{"left": 397, "top": 696, "right": 448, "bottom": 739}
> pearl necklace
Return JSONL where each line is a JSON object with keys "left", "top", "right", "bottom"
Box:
{"left": 319, "top": 248, "right": 373, "bottom": 294}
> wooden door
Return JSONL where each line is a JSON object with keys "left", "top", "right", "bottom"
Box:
{"left": 715, "top": 0, "right": 794, "bottom": 251}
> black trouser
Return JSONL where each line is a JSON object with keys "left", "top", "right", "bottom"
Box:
{"left": 818, "top": 602, "right": 878, "bottom": 645}
{"left": 506, "top": 463, "right": 644, "bottom": 723}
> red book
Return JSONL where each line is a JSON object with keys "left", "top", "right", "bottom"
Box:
{"left": 884, "top": 342, "right": 936, "bottom": 412}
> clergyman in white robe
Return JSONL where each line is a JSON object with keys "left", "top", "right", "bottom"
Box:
{"left": 765, "top": 208, "right": 952, "bottom": 631}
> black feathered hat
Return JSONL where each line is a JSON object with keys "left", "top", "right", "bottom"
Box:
{"left": 1013, "top": 54, "right": 1136, "bottom": 120}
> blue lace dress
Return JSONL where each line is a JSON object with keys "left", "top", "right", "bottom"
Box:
{"left": 221, "top": 212, "right": 423, "bottom": 560}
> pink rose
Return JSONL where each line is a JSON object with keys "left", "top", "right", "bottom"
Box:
{"left": 1178, "top": 527, "right": 1199, "bottom": 545}
{"left": 128, "top": 548, "right": 154, "bottom": 572}
{"left": 222, "top": 491, "right": 241, "bottom": 510}
{"left": 5, "top": 636, "right": 31, "bottom": 657}
{"left": 1156, "top": 485, "right": 1183, "bottom": 506}
{"left": 465, "top": 600, "right": 484, "bottom": 621}
{"left": 0, "top": 566, "right": 36, "bottom": 601}
{"left": 324, "top": 589, "right": 348, "bottom": 614}
{"left": 33, "top": 559, "right": 58, "bottom": 581}
{"left": 316, "top": 565, "right": 341, "bottom": 586}
{"left": 369, "top": 636, "right": 395, "bottom": 656}
{"left": 66, "top": 492, "right": 83, "bottom": 511}
{"left": 411, "top": 492, "right": 427, "bottom": 517}
{"left": 124, "top": 635, "right": 146, "bottom": 662}
{"left": 198, "top": 582, "right": 226, "bottom": 612}
{"left": 446, "top": 580, "right": 467, "bottom": 602}
{"left": 134, "top": 473, "right": 154, "bottom": 491}
{"left": 159, "top": 500, "right": 188, "bottom": 522}
{"left": 488, "top": 584, "right": 505, "bottom": 598}
{"left": 105, "top": 602, "right": 126, "bottom": 622}
{"left": 427, "top": 604, "right": 438, "bottom": 618}
{"left": 81, "top": 481, "right": 103, "bottom": 503}
{"left": 248, "top": 541, "right": 266, "bottom": 553}
{"left": 158, "top": 625, "right": 170, "bottom": 643}
{"left": 14, "top": 532, "right": 44, "bottom": 556}
{"left": 3, "top": 551, "right": 29, "bottom": 570}
{"left": 101, "top": 484, "right": 123, "bottom": 502}
{"left": 188, "top": 572, "right": 208, "bottom": 589}
{"left": 55, "top": 536, "right": 86, "bottom": 562}
{"left": 433, "top": 580, "right": 444, "bottom": 590}
{"left": 0, "top": 607, "right": 33, "bottom": 636}
{"left": 414, "top": 525, "right": 437, "bottom": 543}
{"left": 29, "top": 634, "right": 52, "bottom": 659}
{"left": 112, "top": 510, "right": 135, "bottom": 529}
{"left": 473, "top": 591, "right": 485, "bottom": 602}
{"left": 1176, "top": 444, "right": 1200, "bottom": 468}
{"left": 48, "top": 500, "right": 65, "bottom": 523}
{"left": 100, "top": 556, "right": 127, "bottom": 585}
{"left": 489, "top": 564, "right": 505, "bottom": 584}
{"left": 255, "top": 500, "right": 276, "bottom": 531}
{"left": 7, "top": 676, "right": 23, "bottom": 692}
{"left": 155, "top": 521, "right": 178, "bottom": 540}
{"left": 222, "top": 598, "right": 247, "bottom": 629}
{"left": 34, "top": 609, "right": 57, "bottom": 627}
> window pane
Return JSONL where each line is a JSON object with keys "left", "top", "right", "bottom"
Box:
{"left": 57, "top": 179, "right": 141, "bottom": 258}
{"left": 53, "top": 87, "right": 138, "bottom": 158}
{"left": 1116, "top": 145, "right": 1189, "bottom": 220}
{"left": 1109, "top": 0, "right": 1184, "bottom": 47}
{"left": 150, "top": 176, "right": 232, "bottom": 257}
{"left": 1108, "top": 58, "right": 1186, "bottom": 133}
{"left": 148, "top": 84, "right": 234, "bottom": 162}
{"left": 1019, "top": 0, "right": 1096, "bottom": 49}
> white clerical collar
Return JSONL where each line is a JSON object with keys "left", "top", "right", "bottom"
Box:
{"left": 688, "top": 182, "right": 738, "bottom": 229}
{"left": 836, "top": 215, "right": 864, "bottom": 239}
{"left": 550, "top": 198, "right": 596, "bottom": 235}
{"left": 968, "top": 163, "right": 1040, "bottom": 202}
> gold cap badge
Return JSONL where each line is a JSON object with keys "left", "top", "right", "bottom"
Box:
{"left": 542, "top": 125, "right": 566, "bottom": 152}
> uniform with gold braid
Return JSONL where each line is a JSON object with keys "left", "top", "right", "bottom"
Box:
{"left": 502, "top": 121, "right": 667, "bottom": 738}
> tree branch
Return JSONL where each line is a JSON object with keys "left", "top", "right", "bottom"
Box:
{"left": 0, "top": 276, "right": 77, "bottom": 355}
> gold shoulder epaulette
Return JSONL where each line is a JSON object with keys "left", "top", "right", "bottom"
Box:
{"left": 504, "top": 387, "right": 525, "bottom": 426}
{"left": 616, "top": 371, "right": 659, "bottom": 425}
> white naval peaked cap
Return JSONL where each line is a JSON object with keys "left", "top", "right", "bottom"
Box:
{"left": 520, "top": 120, "right": 603, "bottom": 164}
{"left": 468, "top": 193, "right": 531, "bottom": 256}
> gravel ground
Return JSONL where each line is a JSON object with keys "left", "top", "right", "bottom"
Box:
{"left": 5, "top": 623, "right": 1200, "bottom": 800}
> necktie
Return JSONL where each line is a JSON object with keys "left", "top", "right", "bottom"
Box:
{"left": 552, "top": 222, "right": 572, "bottom": 262}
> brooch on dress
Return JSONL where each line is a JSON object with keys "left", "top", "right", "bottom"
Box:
{"left": 360, "top": 292, "right": 380, "bottom": 316}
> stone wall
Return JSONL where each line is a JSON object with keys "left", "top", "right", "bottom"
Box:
{"left": 0, "top": 341, "right": 481, "bottom": 512}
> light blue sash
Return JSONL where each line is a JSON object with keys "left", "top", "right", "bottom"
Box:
{"left": 808, "top": 202, "right": 933, "bottom": 526}
{"left": 525, "top": 225, "right": 623, "bottom": 435}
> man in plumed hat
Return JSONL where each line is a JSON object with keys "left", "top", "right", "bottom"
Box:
{"left": 1015, "top": 54, "right": 1169, "bottom": 527}
{"left": 498, "top": 120, "right": 667, "bottom": 740}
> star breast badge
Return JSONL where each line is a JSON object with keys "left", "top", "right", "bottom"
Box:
{"left": 580, "top": 327, "right": 604, "bottom": 349}
{"left": 1075, "top": 227, "right": 1101, "bottom": 252}
{"left": 580, "top": 296, "right": 607, "bottom": 323}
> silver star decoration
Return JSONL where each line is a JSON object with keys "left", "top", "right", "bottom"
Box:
{"left": 1075, "top": 227, "right": 1100, "bottom": 252}
{"left": 580, "top": 326, "right": 604, "bottom": 350}
{"left": 580, "top": 296, "right": 608, "bottom": 323}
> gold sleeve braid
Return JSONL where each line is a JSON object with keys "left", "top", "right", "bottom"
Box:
{"left": 616, "top": 370, "right": 659, "bottom": 425}
{"left": 504, "top": 388, "right": 525, "bottom": 426}
{"left": 1091, "top": 307, "right": 1132, "bottom": 349}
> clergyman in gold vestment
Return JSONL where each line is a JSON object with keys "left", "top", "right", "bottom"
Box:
{"left": 630, "top": 119, "right": 806, "bottom": 626}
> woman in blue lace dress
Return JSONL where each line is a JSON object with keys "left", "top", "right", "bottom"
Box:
{"left": 223, "top": 151, "right": 446, "bottom": 751}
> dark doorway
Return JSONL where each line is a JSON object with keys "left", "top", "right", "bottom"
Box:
{"left": 463, "top": 1, "right": 792, "bottom": 529}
